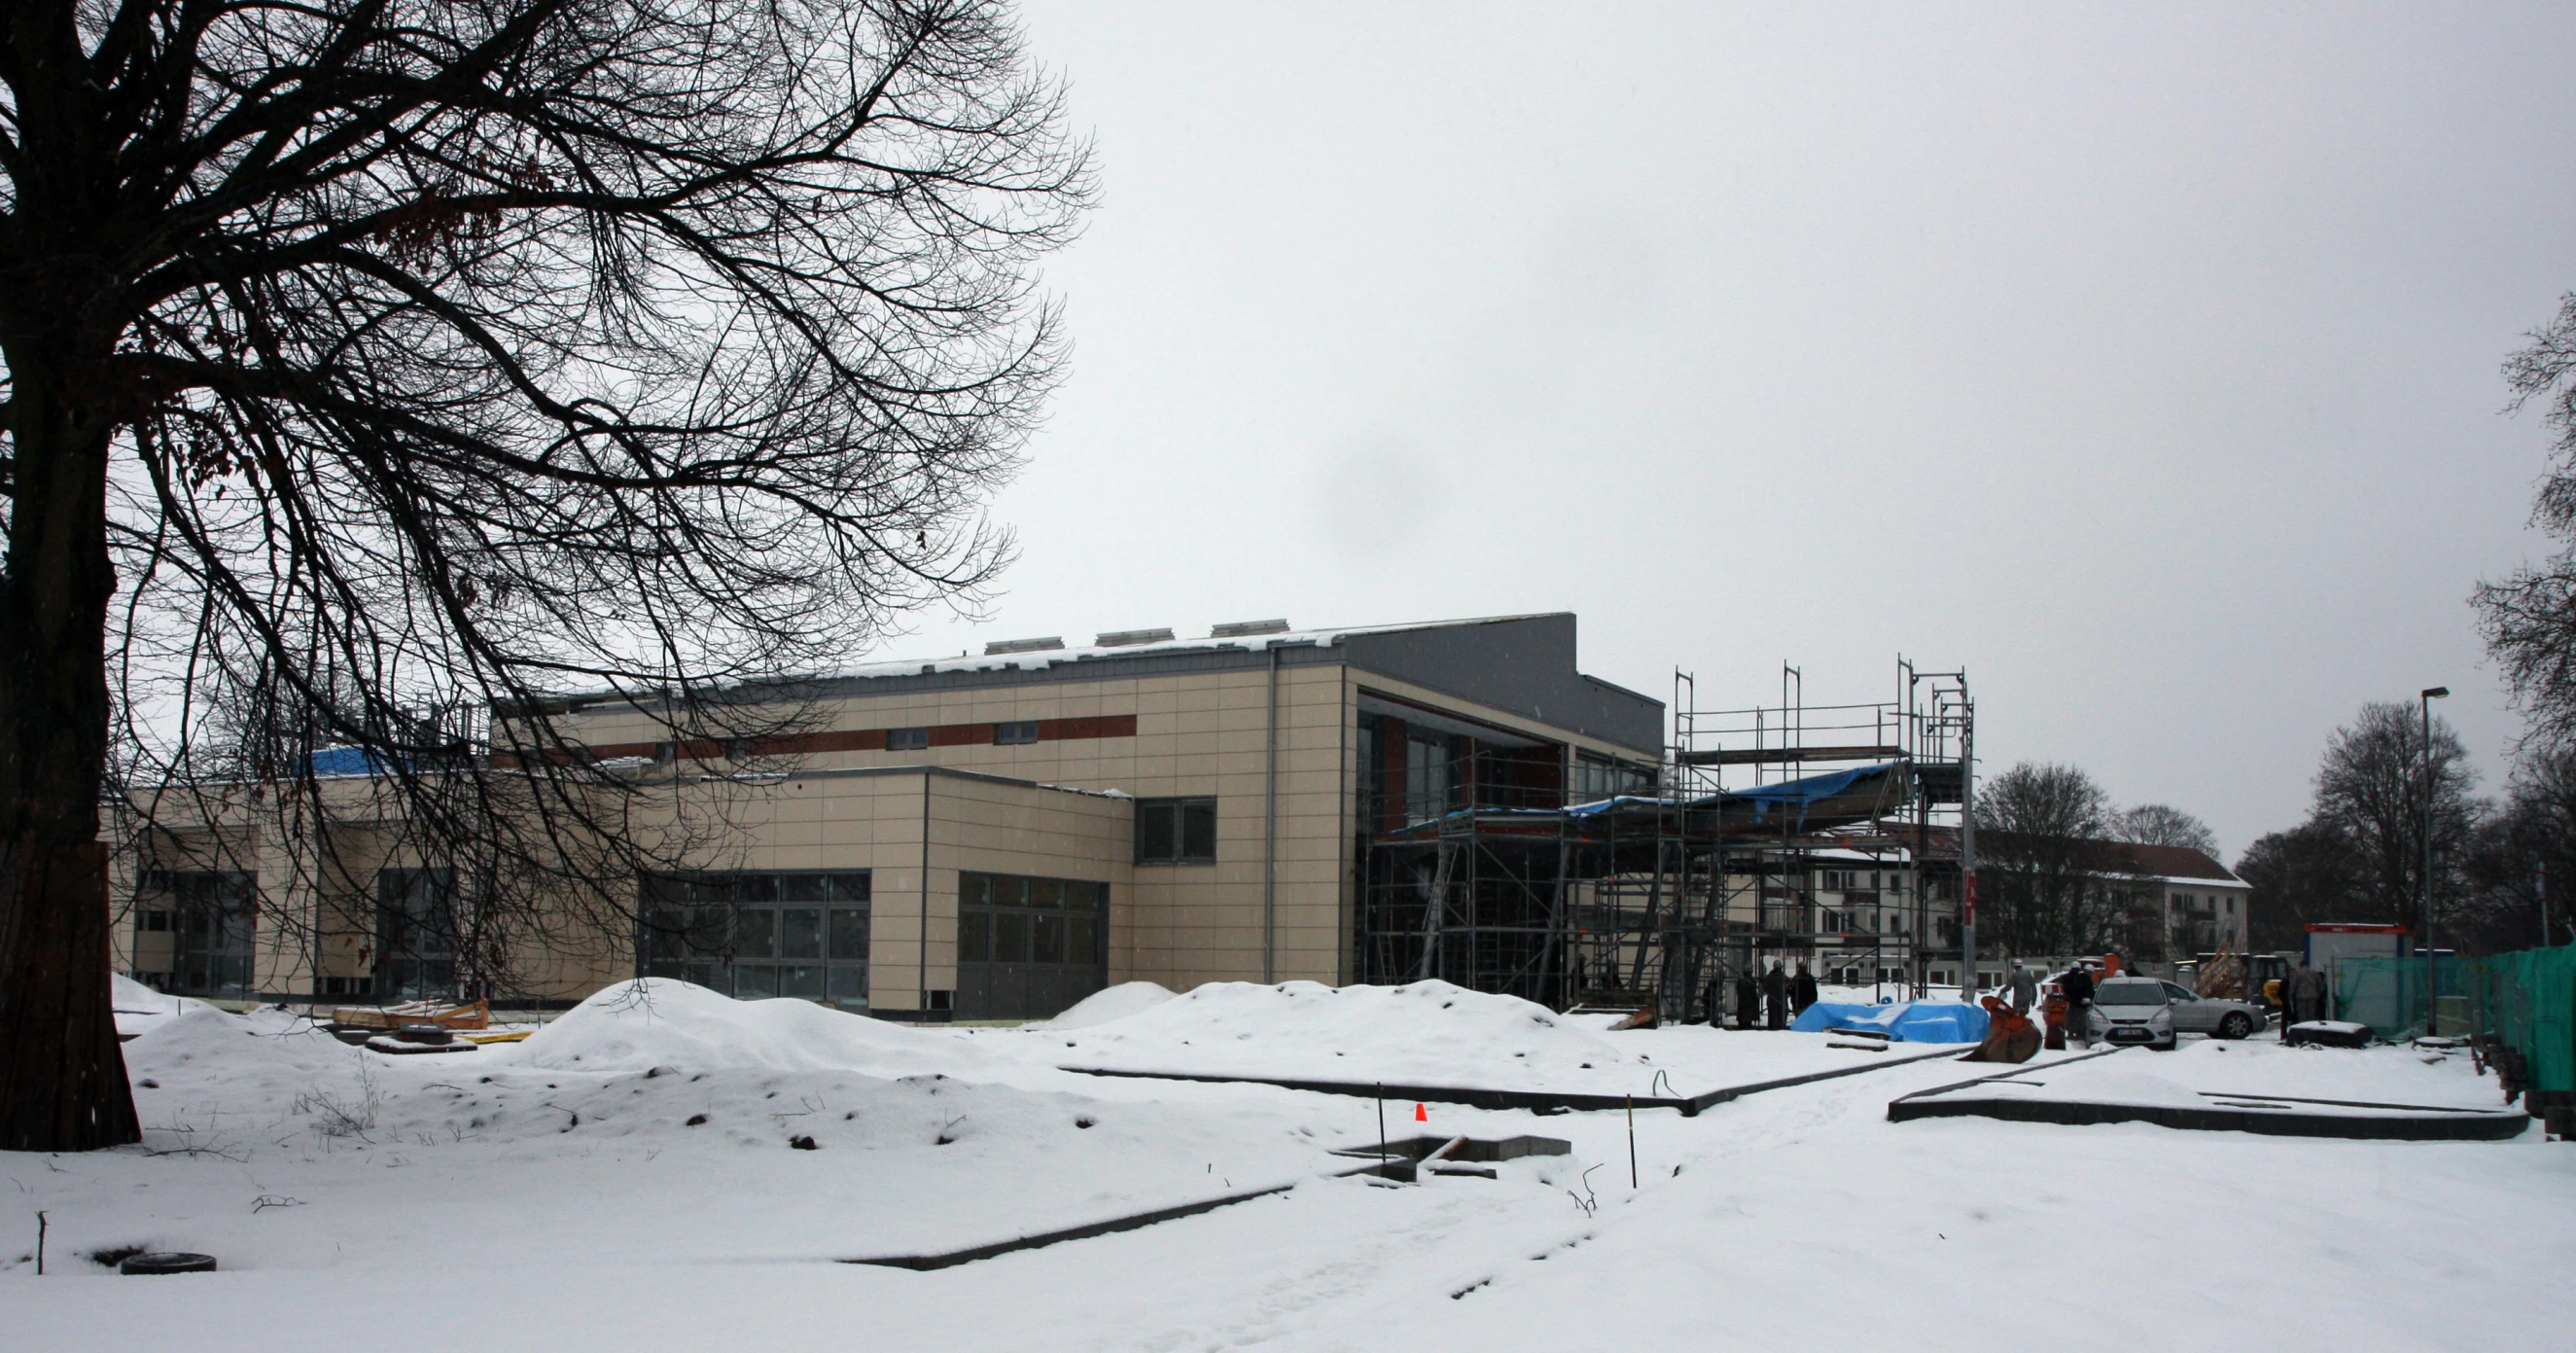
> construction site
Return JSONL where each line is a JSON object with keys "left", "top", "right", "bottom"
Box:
{"left": 1356, "top": 661, "right": 1977, "bottom": 1023}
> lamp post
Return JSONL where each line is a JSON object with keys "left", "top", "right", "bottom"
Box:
{"left": 2419, "top": 686, "right": 2448, "bottom": 1035}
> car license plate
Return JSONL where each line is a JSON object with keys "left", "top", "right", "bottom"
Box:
{"left": 2108, "top": 1028, "right": 2151, "bottom": 1043}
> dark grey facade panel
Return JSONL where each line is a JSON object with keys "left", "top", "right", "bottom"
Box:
{"left": 1341, "top": 615, "right": 1664, "bottom": 755}
{"left": 722, "top": 616, "right": 1662, "bottom": 755}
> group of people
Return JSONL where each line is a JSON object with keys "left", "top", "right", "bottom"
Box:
{"left": 1709, "top": 960, "right": 1821, "bottom": 1030}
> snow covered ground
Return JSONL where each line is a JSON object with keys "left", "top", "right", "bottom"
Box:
{"left": 12, "top": 979, "right": 2572, "bottom": 1351}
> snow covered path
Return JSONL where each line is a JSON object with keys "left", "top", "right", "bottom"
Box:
{"left": 10, "top": 988, "right": 2573, "bottom": 1351}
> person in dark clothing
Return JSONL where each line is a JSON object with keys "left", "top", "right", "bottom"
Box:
{"left": 2061, "top": 965, "right": 2096, "bottom": 1046}
{"left": 1762, "top": 961, "right": 1789, "bottom": 1030}
{"left": 1735, "top": 972, "right": 1759, "bottom": 1030}
{"left": 1792, "top": 962, "right": 1820, "bottom": 1015}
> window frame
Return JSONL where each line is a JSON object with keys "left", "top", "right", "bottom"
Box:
{"left": 1134, "top": 796, "right": 1218, "bottom": 865}
{"left": 993, "top": 720, "right": 1040, "bottom": 746}
{"left": 887, "top": 727, "right": 930, "bottom": 751}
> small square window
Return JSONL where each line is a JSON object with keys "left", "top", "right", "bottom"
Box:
{"left": 887, "top": 727, "right": 929, "bottom": 751}
{"left": 994, "top": 721, "right": 1040, "bottom": 746}
{"left": 1136, "top": 797, "right": 1217, "bottom": 865}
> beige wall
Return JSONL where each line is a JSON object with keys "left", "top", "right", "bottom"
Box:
{"left": 124, "top": 653, "right": 1666, "bottom": 1011}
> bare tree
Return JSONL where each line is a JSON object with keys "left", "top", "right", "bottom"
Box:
{"left": 2477, "top": 293, "right": 2576, "bottom": 753}
{"left": 2311, "top": 702, "right": 2481, "bottom": 930}
{"left": 2235, "top": 821, "right": 2360, "bottom": 951}
{"left": 1973, "top": 761, "right": 2127, "bottom": 956}
{"left": 0, "top": 0, "right": 1091, "bottom": 1150}
{"left": 2459, "top": 747, "right": 2576, "bottom": 951}
{"left": 2110, "top": 803, "right": 2220, "bottom": 861}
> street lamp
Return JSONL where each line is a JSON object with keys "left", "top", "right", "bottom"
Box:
{"left": 2420, "top": 686, "right": 2448, "bottom": 1035}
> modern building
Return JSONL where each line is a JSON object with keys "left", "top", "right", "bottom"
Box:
{"left": 117, "top": 613, "right": 1673, "bottom": 1020}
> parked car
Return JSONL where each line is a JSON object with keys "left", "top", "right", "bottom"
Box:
{"left": 2150, "top": 979, "right": 2267, "bottom": 1040}
{"left": 2087, "top": 977, "right": 2178, "bottom": 1050}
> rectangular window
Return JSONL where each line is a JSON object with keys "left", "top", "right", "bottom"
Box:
{"left": 994, "top": 721, "right": 1040, "bottom": 746}
{"left": 1135, "top": 797, "right": 1218, "bottom": 865}
{"left": 887, "top": 727, "right": 929, "bottom": 751}
{"left": 637, "top": 871, "right": 870, "bottom": 1010}
{"left": 955, "top": 871, "right": 1110, "bottom": 1021}
{"left": 376, "top": 868, "right": 460, "bottom": 1002}
{"left": 150, "top": 869, "right": 259, "bottom": 998}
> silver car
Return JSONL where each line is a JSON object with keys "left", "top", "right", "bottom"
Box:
{"left": 2086, "top": 977, "right": 2268, "bottom": 1048}
{"left": 2087, "top": 978, "right": 2178, "bottom": 1050}
{"left": 2150, "top": 979, "right": 2268, "bottom": 1040}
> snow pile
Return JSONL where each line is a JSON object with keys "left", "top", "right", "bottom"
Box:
{"left": 1043, "top": 980, "right": 1180, "bottom": 1030}
{"left": 112, "top": 974, "right": 213, "bottom": 1038}
{"left": 1051, "top": 979, "right": 1649, "bottom": 1091}
{"left": 512, "top": 979, "right": 1001, "bottom": 1079}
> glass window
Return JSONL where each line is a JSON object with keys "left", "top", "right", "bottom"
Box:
{"left": 636, "top": 871, "right": 868, "bottom": 1009}
{"left": 993, "top": 912, "right": 1029, "bottom": 964}
{"left": 888, "top": 727, "right": 929, "bottom": 751}
{"left": 958, "top": 911, "right": 989, "bottom": 963}
{"left": 1136, "top": 798, "right": 1217, "bottom": 865}
{"left": 735, "top": 908, "right": 775, "bottom": 960}
{"left": 994, "top": 721, "right": 1040, "bottom": 745}
{"left": 1031, "top": 878, "right": 1063, "bottom": 908}
{"left": 1033, "top": 913, "right": 1068, "bottom": 964}
{"left": 779, "top": 908, "right": 823, "bottom": 960}
{"left": 829, "top": 908, "right": 868, "bottom": 960}
{"left": 1181, "top": 800, "right": 1217, "bottom": 861}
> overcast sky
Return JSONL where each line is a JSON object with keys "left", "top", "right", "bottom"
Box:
{"left": 884, "top": 2, "right": 2576, "bottom": 861}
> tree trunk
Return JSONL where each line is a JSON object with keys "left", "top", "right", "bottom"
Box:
{"left": 0, "top": 357, "right": 142, "bottom": 1151}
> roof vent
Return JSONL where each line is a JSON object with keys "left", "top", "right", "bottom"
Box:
{"left": 1210, "top": 619, "right": 1290, "bottom": 638}
{"left": 984, "top": 636, "right": 1065, "bottom": 656}
{"left": 1095, "top": 627, "right": 1175, "bottom": 648}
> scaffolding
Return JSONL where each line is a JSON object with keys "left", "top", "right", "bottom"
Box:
{"left": 1353, "top": 659, "right": 1973, "bottom": 1022}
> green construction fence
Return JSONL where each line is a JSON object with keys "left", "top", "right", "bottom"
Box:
{"left": 2333, "top": 945, "right": 2576, "bottom": 1091}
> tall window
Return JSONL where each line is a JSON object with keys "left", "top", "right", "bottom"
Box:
{"left": 153, "top": 870, "right": 258, "bottom": 998}
{"left": 1135, "top": 797, "right": 1217, "bottom": 864}
{"left": 1404, "top": 732, "right": 1455, "bottom": 822}
{"left": 640, "top": 872, "right": 871, "bottom": 1008}
{"left": 376, "top": 868, "right": 460, "bottom": 1000}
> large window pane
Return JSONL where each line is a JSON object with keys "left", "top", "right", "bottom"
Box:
{"left": 993, "top": 912, "right": 1029, "bottom": 964}
{"left": 781, "top": 873, "right": 831, "bottom": 903}
{"left": 1137, "top": 801, "right": 1177, "bottom": 862}
{"left": 829, "top": 965, "right": 868, "bottom": 1004}
{"left": 1031, "top": 878, "right": 1063, "bottom": 909}
{"left": 733, "top": 964, "right": 777, "bottom": 999}
{"left": 779, "top": 908, "right": 823, "bottom": 960}
{"left": 778, "top": 965, "right": 824, "bottom": 999}
{"left": 1033, "top": 913, "right": 1067, "bottom": 964}
{"left": 1182, "top": 801, "right": 1217, "bottom": 861}
{"left": 957, "top": 912, "right": 989, "bottom": 963}
{"left": 735, "top": 908, "right": 775, "bottom": 960}
{"left": 1067, "top": 915, "right": 1096, "bottom": 966}
{"left": 829, "top": 908, "right": 868, "bottom": 961}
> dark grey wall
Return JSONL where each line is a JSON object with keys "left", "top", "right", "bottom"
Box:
{"left": 1343, "top": 614, "right": 1664, "bottom": 755}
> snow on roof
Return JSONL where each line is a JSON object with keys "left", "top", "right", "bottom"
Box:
{"left": 810, "top": 613, "right": 1562, "bottom": 684}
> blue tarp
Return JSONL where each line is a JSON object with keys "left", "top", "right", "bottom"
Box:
{"left": 305, "top": 746, "right": 391, "bottom": 777}
{"left": 1790, "top": 1000, "right": 1991, "bottom": 1044}
{"left": 1722, "top": 762, "right": 1900, "bottom": 822}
